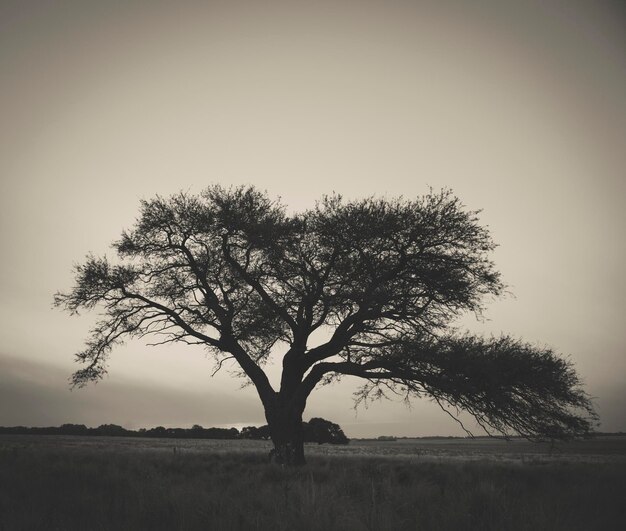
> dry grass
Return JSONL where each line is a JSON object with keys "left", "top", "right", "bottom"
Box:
{"left": 0, "top": 438, "right": 625, "bottom": 530}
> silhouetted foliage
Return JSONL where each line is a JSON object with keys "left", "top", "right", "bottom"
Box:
{"left": 55, "top": 186, "right": 596, "bottom": 465}
{"left": 95, "top": 424, "right": 127, "bottom": 436}
{"left": 304, "top": 418, "right": 349, "bottom": 445}
{"left": 240, "top": 425, "right": 272, "bottom": 440}
{"left": 59, "top": 424, "right": 90, "bottom": 436}
{"left": 0, "top": 424, "right": 240, "bottom": 440}
{"left": 240, "top": 418, "right": 349, "bottom": 444}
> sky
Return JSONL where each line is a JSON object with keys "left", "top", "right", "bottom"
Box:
{"left": 0, "top": 0, "right": 624, "bottom": 438}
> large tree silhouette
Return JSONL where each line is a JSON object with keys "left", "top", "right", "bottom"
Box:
{"left": 55, "top": 186, "right": 595, "bottom": 465}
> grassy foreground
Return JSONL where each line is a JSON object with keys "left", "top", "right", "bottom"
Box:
{"left": 0, "top": 444, "right": 625, "bottom": 531}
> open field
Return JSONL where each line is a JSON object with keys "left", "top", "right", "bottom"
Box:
{"left": 2, "top": 434, "right": 625, "bottom": 463}
{"left": 1, "top": 435, "right": 625, "bottom": 530}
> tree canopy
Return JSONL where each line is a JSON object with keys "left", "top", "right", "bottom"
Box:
{"left": 55, "top": 186, "right": 596, "bottom": 464}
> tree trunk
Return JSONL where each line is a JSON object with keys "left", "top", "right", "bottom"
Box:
{"left": 265, "top": 404, "right": 306, "bottom": 466}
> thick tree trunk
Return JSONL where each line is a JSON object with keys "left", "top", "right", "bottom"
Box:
{"left": 265, "top": 404, "right": 306, "bottom": 466}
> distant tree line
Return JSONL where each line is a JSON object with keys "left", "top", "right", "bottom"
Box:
{"left": 0, "top": 424, "right": 239, "bottom": 439}
{"left": 0, "top": 417, "right": 349, "bottom": 444}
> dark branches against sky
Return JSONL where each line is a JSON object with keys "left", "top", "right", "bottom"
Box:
{"left": 55, "top": 186, "right": 596, "bottom": 464}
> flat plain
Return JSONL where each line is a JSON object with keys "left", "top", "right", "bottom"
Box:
{"left": 1, "top": 435, "right": 625, "bottom": 530}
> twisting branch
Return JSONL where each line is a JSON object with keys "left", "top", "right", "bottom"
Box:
{"left": 221, "top": 233, "right": 299, "bottom": 335}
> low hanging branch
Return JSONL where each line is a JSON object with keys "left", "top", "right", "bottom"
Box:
{"left": 56, "top": 185, "right": 596, "bottom": 465}
{"left": 300, "top": 335, "right": 593, "bottom": 441}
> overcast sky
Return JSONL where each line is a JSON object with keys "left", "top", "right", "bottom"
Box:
{"left": 1, "top": 0, "right": 624, "bottom": 437}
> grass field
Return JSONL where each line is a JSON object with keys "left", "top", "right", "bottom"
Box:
{"left": 1, "top": 435, "right": 625, "bottom": 530}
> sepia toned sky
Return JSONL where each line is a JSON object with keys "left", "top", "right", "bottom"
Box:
{"left": 1, "top": 0, "right": 624, "bottom": 437}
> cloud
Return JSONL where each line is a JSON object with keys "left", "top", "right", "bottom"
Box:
{"left": 0, "top": 353, "right": 264, "bottom": 429}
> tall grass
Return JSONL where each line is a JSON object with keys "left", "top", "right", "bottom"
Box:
{"left": 0, "top": 445, "right": 624, "bottom": 530}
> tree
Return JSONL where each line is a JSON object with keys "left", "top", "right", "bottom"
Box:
{"left": 304, "top": 418, "right": 349, "bottom": 445}
{"left": 59, "top": 424, "right": 89, "bottom": 436}
{"left": 240, "top": 425, "right": 271, "bottom": 440}
{"left": 55, "top": 186, "right": 596, "bottom": 465}
{"left": 240, "top": 418, "right": 349, "bottom": 444}
{"left": 95, "top": 424, "right": 128, "bottom": 436}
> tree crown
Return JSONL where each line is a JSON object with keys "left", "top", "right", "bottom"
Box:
{"left": 55, "top": 186, "right": 595, "bottom": 440}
